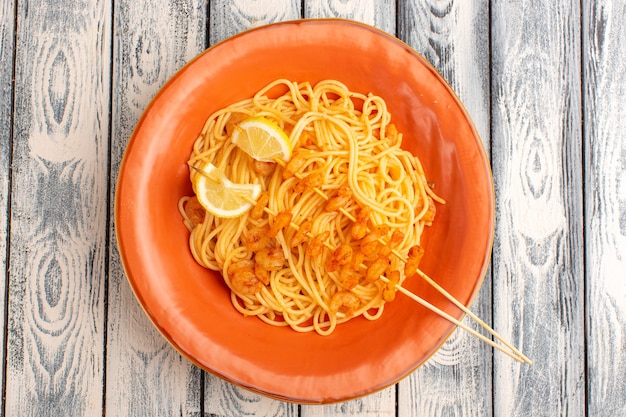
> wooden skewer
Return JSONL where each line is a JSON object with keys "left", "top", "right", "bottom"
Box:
{"left": 412, "top": 268, "right": 531, "bottom": 363}
{"left": 377, "top": 276, "right": 527, "bottom": 362}
{"left": 189, "top": 163, "right": 530, "bottom": 363}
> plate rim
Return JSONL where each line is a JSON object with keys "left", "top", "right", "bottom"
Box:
{"left": 114, "top": 17, "right": 495, "bottom": 404}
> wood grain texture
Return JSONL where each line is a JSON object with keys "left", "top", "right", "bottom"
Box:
{"left": 203, "top": 2, "right": 302, "bottom": 416}
{"left": 583, "top": 1, "right": 626, "bottom": 416}
{"left": 300, "top": 389, "right": 395, "bottom": 417}
{"left": 107, "top": 1, "right": 207, "bottom": 416}
{"left": 491, "top": 1, "right": 585, "bottom": 416}
{"left": 0, "top": 0, "right": 15, "bottom": 414}
{"left": 209, "top": 0, "right": 301, "bottom": 45}
{"left": 5, "top": 0, "right": 111, "bottom": 415}
{"left": 204, "top": 374, "right": 299, "bottom": 417}
{"left": 304, "top": 0, "right": 395, "bottom": 34}
{"left": 396, "top": 2, "right": 492, "bottom": 416}
{"left": 1, "top": 1, "right": 622, "bottom": 416}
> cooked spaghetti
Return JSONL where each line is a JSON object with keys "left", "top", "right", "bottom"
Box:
{"left": 179, "top": 79, "right": 443, "bottom": 335}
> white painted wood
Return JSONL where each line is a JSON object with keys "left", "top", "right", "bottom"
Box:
{"left": 209, "top": 0, "right": 301, "bottom": 45}
{"left": 396, "top": 1, "right": 493, "bottom": 416}
{"left": 583, "top": 1, "right": 626, "bottom": 416}
{"left": 304, "top": 0, "right": 395, "bottom": 34}
{"left": 107, "top": 1, "right": 207, "bottom": 416}
{"left": 1, "top": 1, "right": 624, "bottom": 415}
{"left": 5, "top": 0, "right": 111, "bottom": 415}
{"left": 204, "top": 374, "right": 300, "bottom": 417}
{"left": 491, "top": 1, "right": 585, "bottom": 416}
{"left": 301, "top": 389, "right": 395, "bottom": 417}
{"left": 0, "top": 0, "right": 15, "bottom": 414}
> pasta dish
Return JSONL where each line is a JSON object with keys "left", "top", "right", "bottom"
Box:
{"left": 179, "top": 79, "right": 443, "bottom": 335}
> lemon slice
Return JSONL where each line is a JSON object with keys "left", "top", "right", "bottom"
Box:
{"left": 192, "top": 163, "right": 262, "bottom": 218}
{"left": 231, "top": 116, "right": 292, "bottom": 162}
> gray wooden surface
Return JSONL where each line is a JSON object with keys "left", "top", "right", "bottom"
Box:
{"left": 1, "top": 0, "right": 624, "bottom": 416}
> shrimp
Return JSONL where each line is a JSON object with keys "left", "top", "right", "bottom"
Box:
{"left": 325, "top": 186, "right": 352, "bottom": 212}
{"left": 250, "top": 192, "right": 269, "bottom": 220}
{"left": 254, "top": 262, "right": 270, "bottom": 285}
{"left": 386, "top": 123, "right": 399, "bottom": 144}
{"left": 404, "top": 245, "right": 425, "bottom": 278}
{"left": 228, "top": 259, "right": 255, "bottom": 273}
{"left": 380, "top": 230, "right": 405, "bottom": 256}
{"left": 352, "top": 251, "right": 365, "bottom": 270}
{"left": 424, "top": 196, "right": 436, "bottom": 223}
{"left": 306, "top": 231, "right": 329, "bottom": 257}
{"left": 338, "top": 265, "right": 360, "bottom": 290}
{"left": 268, "top": 211, "right": 292, "bottom": 238}
{"left": 255, "top": 247, "right": 286, "bottom": 271}
{"left": 365, "top": 255, "right": 389, "bottom": 283}
{"left": 184, "top": 196, "right": 205, "bottom": 225}
{"left": 253, "top": 160, "right": 276, "bottom": 176}
{"left": 253, "top": 247, "right": 285, "bottom": 285}
{"left": 245, "top": 226, "right": 270, "bottom": 252}
{"left": 294, "top": 172, "right": 323, "bottom": 193}
{"left": 416, "top": 195, "right": 436, "bottom": 223}
{"left": 291, "top": 220, "right": 312, "bottom": 248}
{"left": 228, "top": 259, "right": 263, "bottom": 295}
{"left": 360, "top": 225, "right": 390, "bottom": 258}
{"left": 351, "top": 206, "right": 370, "bottom": 239}
{"left": 329, "top": 291, "right": 360, "bottom": 317}
{"left": 225, "top": 113, "right": 248, "bottom": 136}
{"left": 283, "top": 152, "right": 306, "bottom": 179}
{"left": 327, "top": 244, "right": 353, "bottom": 272}
{"left": 382, "top": 270, "right": 400, "bottom": 302}
{"left": 298, "top": 131, "right": 317, "bottom": 149}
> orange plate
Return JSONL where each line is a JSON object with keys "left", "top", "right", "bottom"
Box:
{"left": 115, "top": 19, "right": 494, "bottom": 404}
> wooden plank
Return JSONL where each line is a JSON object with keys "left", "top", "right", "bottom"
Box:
{"left": 299, "top": 1, "right": 396, "bottom": 415}
{"left": 4, "top": 0, "right": 111, "bottom": 415}
{"left": 209, "top": 0, "right": 301, "bottom": 45}
{"left": 301, "top": 390, "right": 395, "bottom": 417}
{"left": 107, "top": 1, "right": 207, "bottom": 416}
{"left": 204, "top": 380, "right": 300, "bottom": 417}
{"left": 203, "top": 2, "right": 302, "bottom": 415}
{"left": 304, "top": 0, "right": 395, "bottom": 34}
{"left": 396, "top": 2, "right": 493, "bottom": 416}
{"left": 0, "top": 0, "right": 15, "bottom": 413}
{"left": 583, "top": 1, "right": 626, "bottom": 415}
{"left": 491, "top": 1, "right": 585, "bottom": 416}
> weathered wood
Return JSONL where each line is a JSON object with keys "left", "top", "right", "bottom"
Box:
{"left": 583, "top": 1, "right": 626, "bottom": 416}
{"left": 107, "top": 1, "right": 207, "bottom": 416}
{"left": 304, "top": 0, "right": 395, "bottom": 34}
{"left": 1, "top": 0, "right": 624, "bottom": 415}
{"left": 4, "top": 0, "right": 111, "bottom": 416}
{"left": 301, "top": 389, "right": 395, "bottom": 417}
{"left": 301, "top": 387, "right": 396, "bottom": 417}
{"left": 204, "top": 374, "right": 299, "bottom": 417}
{"left": 491, "top": 1, "right": 585, "bottom": 416}
{"left": 0, "top": 0, "right": 16, "bottom": 414}
{"left": 396, "top": 1, "right": 493, "bottom": 416}
{"left": 209, "top": 0, "right": 301, "bottom": 45}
